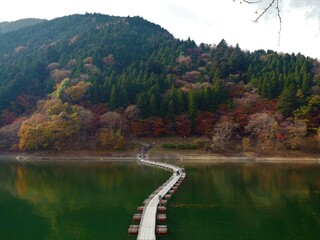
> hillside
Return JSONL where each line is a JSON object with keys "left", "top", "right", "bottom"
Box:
{"left": 0, "top": 14, "right": 177, "bottom": 112}
{"left": 0, "top": 18, "right": 45, "bottom": 34}
{"left": 0, "top": 13, "right": 319, "bottom": 154}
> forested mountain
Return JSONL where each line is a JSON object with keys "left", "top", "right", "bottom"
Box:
{"left": 0, "top": 18, "right": 45, "bottom": 34}
{"left": 0, "top": 13, "right": 319, "bottom": 153}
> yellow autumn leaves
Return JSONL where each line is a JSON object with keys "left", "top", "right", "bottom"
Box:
{"left": 18, "top": 99, "right": 82, "bottom": 150}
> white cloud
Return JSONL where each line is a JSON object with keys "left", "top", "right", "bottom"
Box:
{"left": 0, "top": 0, "right": 319, "bottom": 59}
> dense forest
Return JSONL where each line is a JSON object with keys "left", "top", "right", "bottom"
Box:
{"left": 0, "top": 13, "right": 319, "bottom": 154}
{"left": 0, "top": 18, "right": 45, "bottom": 34}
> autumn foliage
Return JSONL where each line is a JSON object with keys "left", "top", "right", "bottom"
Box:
{"left": 0, "top": 14, "right": 319, "bottom": 154}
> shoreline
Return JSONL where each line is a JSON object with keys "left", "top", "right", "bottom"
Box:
{"left": 1, "top": 150, "right": 320, "bottom": 165}
{"left": 148, "top": 153, "right": 320, "bottom": 164}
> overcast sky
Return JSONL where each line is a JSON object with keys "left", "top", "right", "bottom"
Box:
{"left": 0, "top": 0, "right": 319, "bottom": 59}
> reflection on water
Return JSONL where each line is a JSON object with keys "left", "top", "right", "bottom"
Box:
{"left": 168, "top": 163, "right": 320, "bottom": 240}
{"left": 0, "top": 161, "right": 170, "bottom": 240}
{"left": 1, "top": 161, "right": 320, "bottom": 240}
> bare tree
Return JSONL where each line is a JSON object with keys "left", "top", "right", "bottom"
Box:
{"left": 280, "top": 118, "right": 307, "bottom": 150}
{"left": 77, "top": 107, "right": 96, "bottom": 141}
{"left": 210, "top": 116, "right": 237, "bottom": 152}
{"left": 245, "top": 112, "right": 280, "bottom": 151}
{"left": 235, "top": 0, "right": 282, "bottom": 45}
{"left": 0, "top": 118, "right": 27, "bottom": 149}
{"left": 124, "top": 105, "right": 140, "bottom": 120}
{"left": 99, "top": 111, "right": 121, "bottom": 130}
{"left": 50, "top": 69, "right": 71, "bottom": 83}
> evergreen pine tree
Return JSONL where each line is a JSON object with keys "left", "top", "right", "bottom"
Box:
{"left": 149, "top": 93, "right": 158, "bottom": 116}
{"left": 109, "top": 84, "right": 117, "bottom": 110}
{"left": 168, "top": 99, "right": 175, "bottom": 122}
{"left": 247, "top": 64, "right": 253, "bottom": 81}
{"left": 176, "top": 90, "right": 185, "bottom": 114}
{"left": 205, "top": 87, "right": 215, "bottom": 111}
{"left": 276, "top": 84, "right": 298, "bottom": 117}
{"left": 301, "top": 73, "right": 312, "bottom": 96}
{"left": 137, "top": 93, "right": 148, "bottom": 118}
{"left": 159, "top": 98, "right": 168, "bottom": 117}
{"left": 188, "top": 91, "right": 198, "bottom": 125}
{"left": 119, "top": 89, "right": 129, "bottom": 108}
{"left": 213, "top": 80, "right": 227, "bottom": 107}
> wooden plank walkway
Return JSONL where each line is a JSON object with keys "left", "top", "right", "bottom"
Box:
{"left": 137, "top": 159, "right": 184, "bottom": 240}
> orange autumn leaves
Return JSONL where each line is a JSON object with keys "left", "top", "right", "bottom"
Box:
{"left": 17, "top": 76, "right": 126, "bottom": 151}
{"left": 18, "top": 99, "right": 82, "bottom": 150}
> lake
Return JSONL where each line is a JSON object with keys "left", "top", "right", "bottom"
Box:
{"left": 0, "top": 160, "right": 319, "bottom": 239}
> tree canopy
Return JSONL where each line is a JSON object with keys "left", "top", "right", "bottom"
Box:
{"left": 0, "top": 13, "right": 319, "bottom": 153}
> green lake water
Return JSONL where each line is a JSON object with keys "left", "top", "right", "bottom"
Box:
{"left": 0, "top": 160, "right": 320, "bottom": 240}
